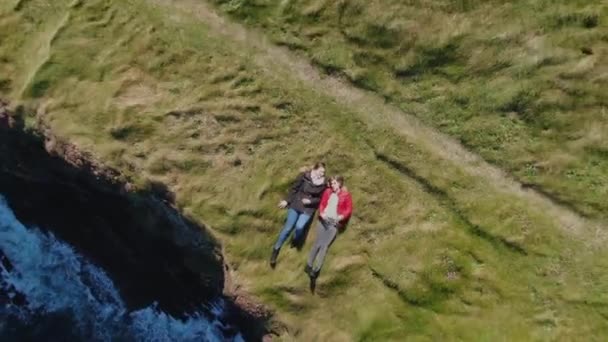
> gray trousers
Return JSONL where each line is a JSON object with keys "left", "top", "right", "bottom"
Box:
{"left": 307, "top": 219, "right": 338, "bottom": 273}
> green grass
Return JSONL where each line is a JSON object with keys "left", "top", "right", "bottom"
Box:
{"left": 212, "top": 0, "right": 608, "bottom": 219}
{"left": 1, "top": 0, "right": 608, "bottom": 340}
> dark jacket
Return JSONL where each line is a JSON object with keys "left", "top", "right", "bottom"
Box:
{"left": 285, "top": 171, "right": 326, "bottom": 215}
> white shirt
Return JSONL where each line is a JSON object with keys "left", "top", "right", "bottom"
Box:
{"left": 325, "top": 192, "right": 339, "bottom": 220}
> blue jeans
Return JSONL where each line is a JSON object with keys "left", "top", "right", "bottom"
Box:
{"left": 273, "top": 208, "right": 311, "bottom": 250}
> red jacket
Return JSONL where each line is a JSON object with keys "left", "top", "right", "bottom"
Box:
{"left": 318, "top": 188, "right": 353, "bottom": 228}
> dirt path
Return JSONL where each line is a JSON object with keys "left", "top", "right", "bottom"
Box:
{"left": 152, "top": 0, "right": 603, "bottom": 237}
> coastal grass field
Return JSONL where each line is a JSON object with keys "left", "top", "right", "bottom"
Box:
{"left": 213, "top": 0, "right": 608, "bottom": 220}
{"left": 1, "top": 0, "right": 607, "bottom": 340}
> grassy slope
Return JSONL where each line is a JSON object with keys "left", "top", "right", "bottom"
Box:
{"left": 1, "top": 0, "right": 608, "bottom": 340}
{"left": 212, "top": 0, "right": 608, "bottom": 219}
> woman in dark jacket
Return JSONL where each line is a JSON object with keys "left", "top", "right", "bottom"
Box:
{"left": 270, "top": 162, "right": 326, "bottom": 268}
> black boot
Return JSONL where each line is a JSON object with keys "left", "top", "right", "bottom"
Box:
{"left": 309, "top": 269, "right": 319, "bottom": 294}
{"left": 270, "top": 248, "right": 279, "bottom": 269}
{"left": 304, "top": 264, "right": 313, "bottom": 276}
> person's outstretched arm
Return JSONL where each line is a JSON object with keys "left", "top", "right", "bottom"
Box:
{"left": 283, "top": 172, "right": 305, "bottom": 206}
{"left": 318, "top": 188, "right": 331, "bottom": 218}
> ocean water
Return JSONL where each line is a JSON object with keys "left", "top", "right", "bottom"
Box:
{"left": 0, "top": 195, "right": 243, "bottom": 341}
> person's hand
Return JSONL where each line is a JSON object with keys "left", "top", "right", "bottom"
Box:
{"left": 337, "top": 215, "right": 344, "bottom": 221}
{"left": 302, "top": 198, "right": 311, "bottom": 205}
{"left": 278, "top": 200, "right": 288, "bottom": 209}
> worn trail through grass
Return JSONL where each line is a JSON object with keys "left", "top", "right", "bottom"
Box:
{"left": 153, "top": 0, "right": 602, "bottom": 237}
{"left": 4, "top": 0, "right": 608, "bottom": 339}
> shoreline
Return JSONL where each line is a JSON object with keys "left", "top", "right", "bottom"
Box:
{"left": 0, "top": 100, "right": 272, "bottom": 341}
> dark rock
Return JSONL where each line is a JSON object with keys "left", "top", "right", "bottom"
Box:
{"left": 0, "top": 101, "right": 270, "bottom": 341}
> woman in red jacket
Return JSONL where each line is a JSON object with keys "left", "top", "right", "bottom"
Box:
{"left": 305, "top": 175, "right": 353, "bottom": 285}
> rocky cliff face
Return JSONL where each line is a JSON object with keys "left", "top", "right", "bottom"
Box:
{"left": 0, "top": 101, "right": 269, "bottom": 340}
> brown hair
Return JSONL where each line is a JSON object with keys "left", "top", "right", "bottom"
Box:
{"left": 330, "top": 175, "right": 345, "bottom": 187}
{"left": 312, "top": 162, "right": 326, "bottom": 170}
{"left": 300, "top": 162, "right": 326, "bottom": 173}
